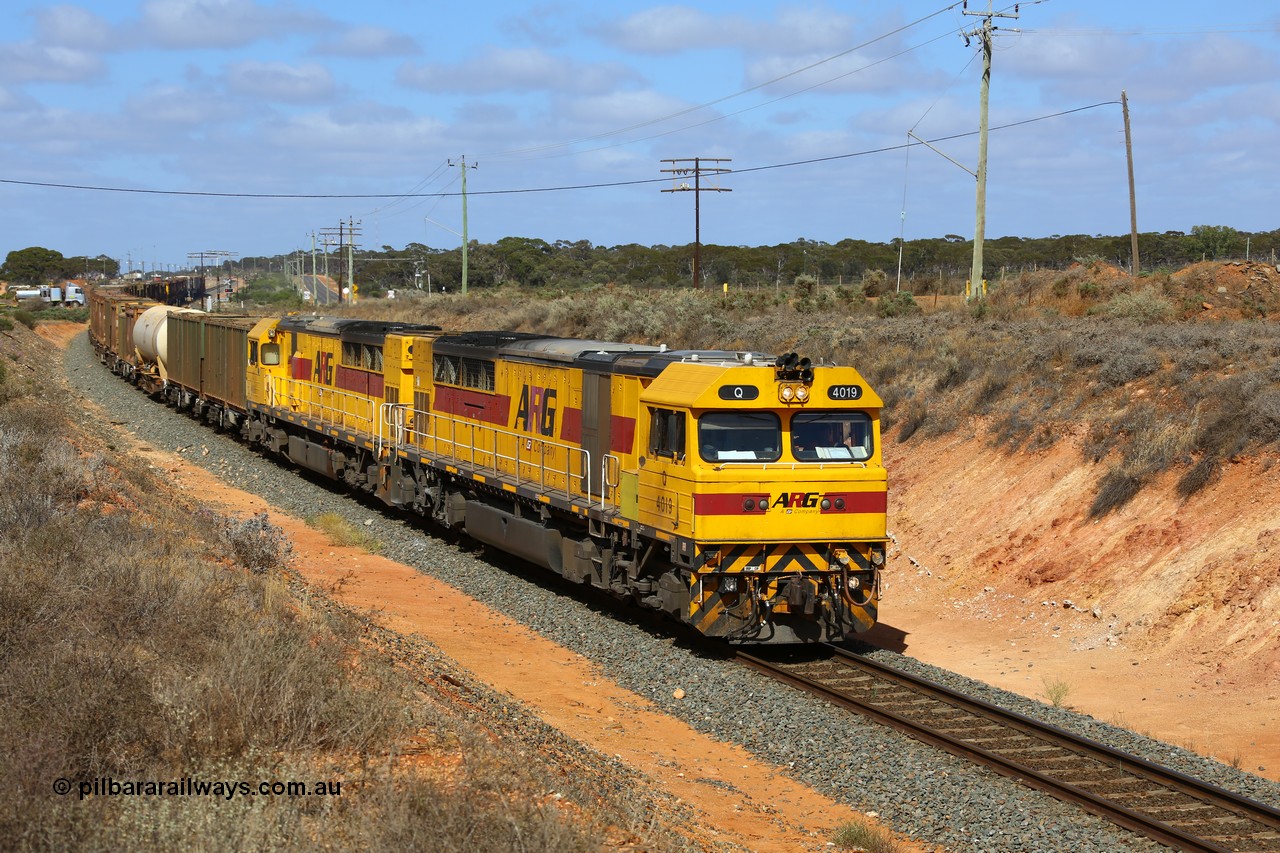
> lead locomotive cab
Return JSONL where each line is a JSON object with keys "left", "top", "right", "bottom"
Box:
{"left": 622, "top": 350, "right": 887, "bottom": 643}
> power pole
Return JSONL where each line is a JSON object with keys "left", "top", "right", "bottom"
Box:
{"left": 661, "top": 157, "right": 732, "bottom": 287}
{"left": 962, "top": 1, "right": 1020, "bottom": 301}
{"left": 346, "top": 216, "right": 361, "bottom": 303}
{"left": 319, "top": 226, "right": 343, "bottom": 303}
{"left": 449, "top": 156, "right": 477, "bottom": 295}
{"left": 1122, "top": 90, "right": 1140, "bottom": 275}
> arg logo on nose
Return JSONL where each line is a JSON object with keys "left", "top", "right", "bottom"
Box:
{"left": 771, "top": 492, "right": 819, "bottom": 509}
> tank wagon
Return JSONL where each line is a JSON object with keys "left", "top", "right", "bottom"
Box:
{"left": 87, "top": 285, "right": 889, "bottom": 643}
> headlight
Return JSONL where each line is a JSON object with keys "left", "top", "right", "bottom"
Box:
{"left": 780, "top": 385, "right": 794, "bottom": 401}
{"left": 795, "top": 386, "right": 809, "bottom": 401}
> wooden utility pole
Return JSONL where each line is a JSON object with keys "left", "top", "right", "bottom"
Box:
{"left": 1122, "top": 90, "right": 1140, "bottom": 275}
{"left": 661, "top": 158, "right": 732, "bottom": 287}
{"left": 346, "top": 216, "right": 361, "bottom": 303}
{"left": 962, "top": 1, "right": 1020, "bottom": 301}
{"left": 449, "top": 156, "right": 478, "bottom": 295}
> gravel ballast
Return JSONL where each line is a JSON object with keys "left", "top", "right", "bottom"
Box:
{"left": 65, "top": 332, "right": 1280, "bottom": 852}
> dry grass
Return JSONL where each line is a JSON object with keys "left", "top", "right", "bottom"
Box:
{"left": 0, "top": 330, "right": 622, "bottom": 852}
{"left": 307, "top": 511, "right": 383, "bottom": 553}
{"left": 832, "top": 820, "right": 904, "bottom": 852}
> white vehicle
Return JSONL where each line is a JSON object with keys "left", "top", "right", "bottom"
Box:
{"left": 27, "top": 283, "right": 86, "bottom": 306}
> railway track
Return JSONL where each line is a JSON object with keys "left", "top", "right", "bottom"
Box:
{"left": 737, "top": 646, "right": 1280, "bottom": 852}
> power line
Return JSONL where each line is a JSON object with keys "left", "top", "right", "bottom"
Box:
{"left": 481, "top": 1, "right": 969, "bottom": 160}
{"left": 1020, "top": 26, "right": 1278, "bottom": 36}
{"left": 0, "top": 101, "right": 1118, "bottom": 201}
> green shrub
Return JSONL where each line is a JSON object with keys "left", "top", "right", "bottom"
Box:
{"left": 876, "top": 290, "right": 920, "bottom": 318}
{"left": 861, "top": 269, "right": 888, "bottom": 298}
{"left": 1105, "top": 288, "right": 1174, "bottom": 323}
{"left": 12, "top": 310, "right": 35, "bottom": 330}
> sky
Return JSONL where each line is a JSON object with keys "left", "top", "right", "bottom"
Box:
{"left": 1, "top": 0, "right": 1277, "bottom": 271}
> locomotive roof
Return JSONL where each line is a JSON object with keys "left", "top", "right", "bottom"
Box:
{"left": 274, "top": 319, "right": 774, "bottom": 377}
{"left": 435, "top": 331, "right": 774, "bottom": 375}
{"left": 276, "top": 316, "right": 442, "bottom": 344}
{"left": 433, "top": 331, "right": 661, "bottom": 364}
{"left": 609, "top": 349, "right": 776, "bottom": 377}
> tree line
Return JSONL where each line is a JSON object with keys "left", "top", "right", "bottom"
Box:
{"left": 5, "top": 225, "right": 1275, "bottom": 292}
{"left": 282, "top": 225, "right": 1279, "bottom": 297}
{"left": 0, "top": 247, "right": 120, "bottom": 287}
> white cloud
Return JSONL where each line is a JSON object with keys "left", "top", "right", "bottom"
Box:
{"left": 596, "top": 5, "right": 729, "bottom": 54}
{"left": 262, "top": 109, "right": 448, "bottom": 161}
{"left": 595, "top": 4, "right": 855, "bottom": 55}
{"left": 137, "top": 0, "right": 327, "bottom": 49}
{"left": 0, "top": 44, "right": 105, "bottom": 84}
{"left": 0, "top": 85, "right": 25, "bottom": 110}
{"left": 502, "top": 4, "right": 576, "bottom": 47}
{"left": 313, "top": 26, "right": 418, "bottom": 58}
{"left": 398, "top": 47, "right": 637, "bottom": 95}
{"left": 556, "top": 89, "right": 695, "bottom": 130}
{"left": 123, "top": 83, "right": 241, "bottom": 127}
{"left": 225, "top": 61, "right": 335, "bottom": 102}
{"left": 33, "top": 5, "right": 118, "bottom": 51}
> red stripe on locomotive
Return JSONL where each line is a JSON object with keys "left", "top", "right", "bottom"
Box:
{"left": 433, "top": 384, "right": 511, "bottom": 426}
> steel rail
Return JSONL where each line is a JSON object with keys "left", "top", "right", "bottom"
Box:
{"left": 737, "top": 647, "right": 1280, "bottom": 852}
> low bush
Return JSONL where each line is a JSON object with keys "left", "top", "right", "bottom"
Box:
{"left": 1089, "top": 466, "right": 1144, "bottom": 517}
{"left": 221, "top": 511, "right": 294, "bottom": 572}
{"left": 832, "top": 820, "right": 902, "bottom": 852}
{"left": 1104, "top": 288, "right": 1174, "bottom": 323}
{"left": 1177, "top": 456, "right": 1219, "bottom": 498}
{"left": 876, "top": 290, "right": 920, "bottom": 318}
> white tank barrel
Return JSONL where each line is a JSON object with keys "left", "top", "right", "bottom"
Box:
{"left": 134, "top": 305, "right": 203, "bottom": 368}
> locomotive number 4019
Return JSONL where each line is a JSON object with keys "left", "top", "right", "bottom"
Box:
{"left": 827, "top": 384, "right": 863, "bottom": 401}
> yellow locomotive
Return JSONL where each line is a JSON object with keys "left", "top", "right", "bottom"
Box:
{"left": 89, "top": 286, "right": 888, "bottom": 643}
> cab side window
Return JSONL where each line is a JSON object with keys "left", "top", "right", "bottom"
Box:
{"left": 260, "top": 343, "right": 281, "bottom": 366}
{"left": 648, "top": 408, "right": 685, "bottom": 459}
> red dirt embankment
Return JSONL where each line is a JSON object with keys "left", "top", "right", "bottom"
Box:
{"left": 880, "top": 431, "right": 1280, "bottom": 778}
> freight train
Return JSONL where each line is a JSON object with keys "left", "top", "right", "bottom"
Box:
{"left": 87, "top": 284, "right": 889, "bottom": 643}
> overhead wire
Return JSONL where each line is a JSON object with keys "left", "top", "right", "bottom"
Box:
{"left": 0, "top": 101, "right": 1120, "bottom": 200}
{"left": 480, "top": 1, "right": 969, "bottom": 160}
